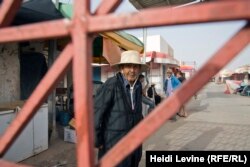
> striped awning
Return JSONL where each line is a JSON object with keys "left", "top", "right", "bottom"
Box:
{"left": 141, "top": 51, "right": 179, "bottom": 65}
{"left": 180, "top": 65, "right": 195, "bottom": 71}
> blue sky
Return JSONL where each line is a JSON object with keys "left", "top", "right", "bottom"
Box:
{"left": 92, "top": 0, "right": 249, "bottom": 71}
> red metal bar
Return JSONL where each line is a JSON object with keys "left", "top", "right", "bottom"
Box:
{"left": 88, "top": 0, "right": 250, "bottom": 32}
{"left": 72, "top": 1, "right": 94, "bottom": 167}
{"left": 0, "top": 160, "right": 31, "bottom": 167}
{"left": 0, "top": 1, "right": 249, "bottom": 43}
{"left": 0, "top": 44, "right": 73, "bottom": 156}
{"left": 97, "top": 24, "right": 250, "bottom": 167}
{"left": 73, "top": 0, "right": 90, "bottom": 17}
{"left": 0, "top": 0, "right": 22, "bottom": 27}
{"left": 72, "top": 24, "right": 95, "bottom": 167}
{"left": 0, "top": 19, "right": 71, "bottom": 44}
{"left": 94, "top": 0, "right": 122, "bottom": 15}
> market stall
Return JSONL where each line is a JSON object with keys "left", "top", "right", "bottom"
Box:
{"left": 0, "top": 101, "right": 48, "bottom": 162}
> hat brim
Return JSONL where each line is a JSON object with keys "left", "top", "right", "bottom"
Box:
{"left": 111, "top": 62, "right": 149, "bottom": 72}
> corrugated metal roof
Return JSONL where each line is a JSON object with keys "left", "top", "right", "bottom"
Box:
{"left": 0, "top": 0, "right": 63, "bottom": 25}
{"left": 129, "top": 0, "right": 210, "bottom": 9}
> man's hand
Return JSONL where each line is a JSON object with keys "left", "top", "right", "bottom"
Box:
{"left": 95, "top": 145, "right": 103, "bottom": 149}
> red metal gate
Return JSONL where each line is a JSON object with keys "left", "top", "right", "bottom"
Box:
{"left": 0, "top": 0, "right": 249, "bottom": 166}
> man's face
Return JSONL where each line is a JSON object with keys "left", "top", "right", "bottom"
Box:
{"left": 139, "top": 77, "right": 145, "bottom": 83}
{"left": 167, "top": 69, "right": 173, "bottom": 78}
{"left": 121, "top": 64, "right": 141, "bottom": 84}
{"left": 176, "top": 73, "right": 181, "bottom": 78}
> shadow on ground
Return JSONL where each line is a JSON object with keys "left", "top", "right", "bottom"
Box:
{"left": 206, "top": 92, "right": 232, "bottom": 99}
{"left": 180, "top": 127, "right": 223, "bottom": 150}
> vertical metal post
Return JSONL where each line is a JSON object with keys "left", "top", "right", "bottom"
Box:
{"left": 72, "top": 1, "right": 94, "bottom": 167}
{"left": 142, "top": 27, "right": 147, "bottom": 63}
{"left": 48, "top": 40, "right": 58, "bottom": 142}
{"left": 72, "top": 26, "right": 95, "bottom": 167}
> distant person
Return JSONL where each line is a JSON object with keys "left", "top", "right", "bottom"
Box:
{"left": 94, "top": 50, "right": 148, "bottom": 167}
{"left": 235, "top": 80, "right": 247, "bottom": 94}
{"left": 138, "top": 74, "right": 155, "bottom": 115}
{"left": 164, "top": 68, "right": 181, "bottom": 97}
{"left": 241, "top": 85, "right": 250, "bottom": 96}
{"left": 240, "top": 74, "right": 250, "bottom": 96}
{"left": 147, "top": 83, "right": 162, "bottom": 106}
{"left": 176, "top": 71, "right": 187, "bottom": 117}
{"left": 176, "top": 71, "right": 186, "bottom": 83}
{"left": 163, "top": 68, "right": 181, "bottom": 121}
{"left": 235, "top": 74, "right": 250, "bottom": 94}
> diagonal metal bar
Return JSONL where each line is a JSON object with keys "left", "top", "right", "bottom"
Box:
{"left": 0, "top": 44, "right": 73, "bottom": 156}
{"left": 97, "top": 24, "right": 250, "bottom": 167}
{"left": 0, "top": 160, "right": 31, "bottom": 167}
{"left": 0, "top": 0, "right": 22, "bottom": 27}
{"left": 94, "top": 0, "right": 122, "bottom": 15}
{"left": 72, "top": 1, "right": 94, "bottom": 167}
{"left": 0, "top": 19, "right": 71, "bottom": 44}
{"left": 74, "top": 0, "right": 90, "bottom": 17}
{"left": 88, "top": 0, "right": 250, "bottom": 32}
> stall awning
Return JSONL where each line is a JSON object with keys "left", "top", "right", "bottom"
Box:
{"left": 4, "top": 0, "right": 144, "bottom": 65}
{"left": 0, "top": 0, "right": 64, "bottom": 25}
{"left": 180, "top": 65, "right": 196, "bottom": 71}
{"left": 57, "top": 2, "right": 144, "bottom": 54}
{"left": 234, "top": 64, "right": 250, "bottom": 74}
{"left": 129, "top": 0, "right": 208, "bottom": 9}
{"left": 57, "top": 2, "right": 144, "bottom": 65}
{"left": 142, "top": 51, "right": 179, "bottom": 65}
{"left": 101, "top": 31, "right": 144, "bottom": 53}
{"left": 219, "top": 69, "right": 233, "bottom": 78}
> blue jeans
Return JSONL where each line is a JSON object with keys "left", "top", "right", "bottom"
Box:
{"left": 142, "top": 96, "right": 155, "bottom": 114}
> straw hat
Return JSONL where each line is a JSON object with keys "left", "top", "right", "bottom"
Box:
{"left": 111, "top": 50, "right": 148, "bottom": 72}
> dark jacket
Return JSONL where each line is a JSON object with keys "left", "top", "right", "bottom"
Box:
{"left": 147, "top": 86, "right": 155, "bottom": 98}
{"left": 178, "top": 76, "right": 185, "bottom": 83}
{"left": 94, "top": 72, "right": 143, "bottom": 167}
{"left": 147, "top": 86, "right": 161, "bottom": 105}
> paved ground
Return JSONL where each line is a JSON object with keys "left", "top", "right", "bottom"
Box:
{"left": 139, "top": 82, "right": 250, "bottom": 167}
{"left": 18, "top": 82, "right": 250, "bottom": 167}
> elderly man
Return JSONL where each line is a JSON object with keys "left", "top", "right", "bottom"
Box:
{"left": 163, "top": 68, "right": 181, "bottom": 121}
{"left": 94, "top": 50, "right": 148, "bottom": 167}
{"left": 164, "top": 68, "right": 181, "bottom": 97}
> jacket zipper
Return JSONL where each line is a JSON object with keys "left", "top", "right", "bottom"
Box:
{"left": 130, "top": 77, "right": 138, "bottom": 110}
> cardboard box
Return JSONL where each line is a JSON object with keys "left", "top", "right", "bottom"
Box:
{"left": 64, "top": 126, "right": 76, "bottom": 143}
{"left": 69, "top": 118, "right": 76, "bottom": 129}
